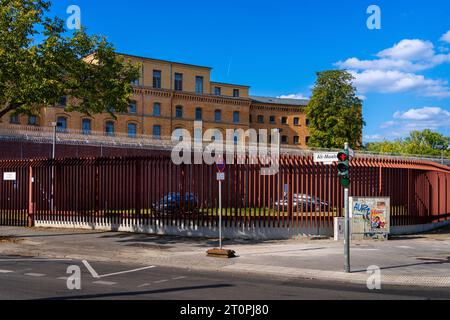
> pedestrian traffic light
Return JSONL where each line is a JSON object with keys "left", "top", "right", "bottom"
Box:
{"left": 337, "top": 150, "right": 350, "bottom": 187}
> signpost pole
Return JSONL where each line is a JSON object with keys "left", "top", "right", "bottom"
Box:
{"left": 344, "top": 142, "right": 351, "bottom": 273}
{"left": 219, "top": 180, "right": 222, "bottom": 250}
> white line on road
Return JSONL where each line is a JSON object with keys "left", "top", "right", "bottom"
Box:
{"left": 82, "top": 260, "right": 155, "bottom": 279}
{"left": 0, "top": 269, "right": 14, "bottom": 274}
{"left": 25, "top": 273, "right": 46, "bottom": 277}
{"left": 172, "top": 276, "right": 187, "bottom": 280}
{"left": 154, "top": 279, "right": 169, "bottom": 284}
{"left": 396, "top": 246, "right": 413, "bottom": 249}
{"left": 93, "top": 281, "right": 117, "bottom": 286}
{"left": 138, "top": 283, "right": 150, "bottom": 288}
{"left": 58, "top": 277, "right": 69, "bottom": 280}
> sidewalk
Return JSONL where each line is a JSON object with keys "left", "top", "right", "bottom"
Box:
{"left": 0, "top": 226, "right": 449, "bottom": 288}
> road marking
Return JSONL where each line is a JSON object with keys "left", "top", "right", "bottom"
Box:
{"left": 396, "top": 246, "right": 413, "bottom": 249}
{"left": 172, "top": 276, "right": 187, "bottom": 280}
{"left": 58, "top": 277, "right": 69, "bottom": 280}
{"left": 93, "top": 281, "right": 117, "bottom": 286}
{"left": 25, "top": 273, "right": 46, "bottom": 277}
{"left": 0, "top": 269, "right": 14, "bottom": 274}
{"left": 138, "top": 283, "right": 150, "bottom": 288}
{"left": 154, "top": 279, "right": 169, "bottom": 284}
{"left": 82, "top": 260, "right": 155, "bottom": 279}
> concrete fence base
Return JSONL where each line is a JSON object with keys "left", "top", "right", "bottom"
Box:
{"left": 391, "top": 220, "right": 450, "bottom": 235}
{"left": 34, "top": 220, "right": 334, "bottom": 240}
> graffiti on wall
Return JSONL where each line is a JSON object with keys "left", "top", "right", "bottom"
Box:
{"left": 350, "top": 197, "right": 390, "bottom": 239}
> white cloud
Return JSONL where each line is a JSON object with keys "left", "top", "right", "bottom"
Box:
{"left": 379, "top": 107, "right": 450, "bottom": 138}
{"left": 440, "top": 30, "right": 450, "bottom": 43}
{"left": 335, "top": 34, "right": 450, "bottom": 97}
{"left": 277, "top": 93, "right": 309, "bottom": 100}
{"left": 377, "top": 39, "right": 435, "bottom": 61}
{"left": 349, "top": 70, "right": 450, "bottom": 97}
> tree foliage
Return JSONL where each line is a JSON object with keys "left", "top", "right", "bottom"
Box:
{"left": 0, "top": 0, "right": 140, "bottom": 119}
{"left": 365, "top": 130, "right": 450, "bottom": 157}
{"left": 306, "top": 70, "right": 365, "bottom": 149}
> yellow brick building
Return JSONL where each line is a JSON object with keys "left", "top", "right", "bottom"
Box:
{"left": 1, "top": 53, "right": 311, "bottom": 147}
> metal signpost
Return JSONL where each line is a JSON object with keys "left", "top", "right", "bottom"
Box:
{"left": 337, "top": 143, "right": 352, "bottom": 273}
{"left": 216, "top": 157, "right": 226, "bottom": 250}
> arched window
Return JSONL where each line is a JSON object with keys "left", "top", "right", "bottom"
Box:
{"left": 105, "top": 121, "right": 115, "bottom": 136}
{"left": 174, "top": 127, "right": 184, "bottom": 141}
{"left": 28, "top": 115, "right": 37, "bottom": 126}
{"left": 82, "top": 119, "right": 92, "bottom": 135}
{"left": 56, "top": 116, "right": 67, "bottom": 132}
{"left": 128, "top": 123, "right": 137, "bottom": 138}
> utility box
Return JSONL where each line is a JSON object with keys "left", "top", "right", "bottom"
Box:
{"left": 350, "top": 197, "right": 390, "bottom": 240}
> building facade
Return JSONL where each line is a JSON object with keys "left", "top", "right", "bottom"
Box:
{"left": 0, "top": 53, "right": 310, "bottom": 147}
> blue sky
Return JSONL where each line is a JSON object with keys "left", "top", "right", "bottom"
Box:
{"left": 50, "top": 0, "right": 450, "bottom": 142}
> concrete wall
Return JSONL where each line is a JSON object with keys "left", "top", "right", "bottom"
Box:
{"left": 35, "top": 220, "right": 334, "bottom": 240}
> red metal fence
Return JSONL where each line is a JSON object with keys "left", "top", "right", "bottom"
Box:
{"left": 0, "top": 155, "right": 449, "bottom": 230}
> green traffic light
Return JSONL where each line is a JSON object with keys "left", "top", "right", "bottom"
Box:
{"left": 340, "top": 177, "right": 350, "bottom": 187}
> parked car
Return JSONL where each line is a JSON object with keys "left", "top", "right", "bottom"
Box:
{"left": 152, "top": 192, "right": 199, "bottom": 215}
{"left": 274, "top": 193, "right": 330, "bottom": 212}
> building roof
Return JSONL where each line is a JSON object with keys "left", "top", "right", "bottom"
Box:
{"left": 250, "top": 96, "right": 309, "bottom": 106}
{"left": 116, "top": 52, "right": 213, "bottom": 70}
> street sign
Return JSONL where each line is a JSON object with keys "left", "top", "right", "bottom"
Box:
{"left": 314, "top": 152, "right": 338, "bottom": 164}
{"left": 217, "top": 172, "right": 225, "bottom": 181}
{"left": 3, "top": 172, "right": 16, "bottom": 181}
{"left": 216, "top": 156, "right": 225, "bottom": 173}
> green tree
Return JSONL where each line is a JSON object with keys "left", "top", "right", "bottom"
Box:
{"left": 0, "top": 0, "right": 139, "bottom": 119}
{"left": 306, "top": 70, "right": 365, "bottom": 149}
{"left": 365, "top": 130, "right": 450, "bottom": 157}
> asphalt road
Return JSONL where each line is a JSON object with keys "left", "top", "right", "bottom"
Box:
{"left": 0, "top": 255, "right": 449, "bottom": 300}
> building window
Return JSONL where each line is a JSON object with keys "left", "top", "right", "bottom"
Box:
{"left": 129, "top": 101, "right": 137, "bottom": 114}
{"left": 10, "top": 114, "right": 19, "bottom": 124}
{"left": 249, "top": 115, "right": 252, "bottom": 123}
{"left": 174, "top": 127, "right": 184, "bottom": 141}
{"left": 153, "top": 103, "right": 161, "bottom": 116}
{"left": 194, "top": 128, "right": 202, "bottom": 142}
{"left": 294, "top": 117, "right": 300, "bottom": 126}
{"left": 59, "top": 96, "right": 67, "bottom": 107}
{"left": 82, "top": 119, "right": 92, "bottom": 135}
{"left": 214, "top": 87, "right": 221, "bottom": 95}
{"left": 153, "top": 125, "right": 161, "bottom": 139}
{"left": 233, "top": 130, "right": 240, "bottom": 145}
{"left": 195, "top": 76, "right": 203, "bottom": 94}
{"left": 233, "top": 111, "right": 240, "bottom": 124}
{"left": 174, "top": 73, "right": 183, "bottom": 91}
{"left": 215, "top": 110, "right": 222, "bottom": 122}
{"left": 306, "top": 119, "right": 311, "bottom": 127}
{"left": 306, "top": 136, "right": 310, "bottom": 145}
{"left": 294, "top": 136, "right": 300, "bottom": 145}
{"left": 128, "top": 123, "right": 137, "bottom": 138}
{"left": 281, "top": 117, "right": 288, "bottom": 125}
{"left": 269, "top": 116, "right": 276, "bottom": 124}
{"left": 281, "top": 135, "right": 288, "bottom": 144}
{"left": 153, "top": 70, "right": 161, "bottom": 89}
{"left": 56, "top": 117, "right": 67, "bottom": 132}
{"left": 195, "top": 107, "right": 202, "bottom": 121}
{"left": 257, "top": 115, "right": 264, "bottom": 124}
{"left": 131, "top": 77, "right": 140, "bottom": 86}
{"left": 105, "top": 121, "right": 115, "bottom": 136}
{"left": 233, "top": 89, "right": 240, "bottom": 97}
{"left": 28, "top": 115, "right": 37, "bottom": 126}
{"left": 175, "top": 106, "right": 183, "bottom": 118}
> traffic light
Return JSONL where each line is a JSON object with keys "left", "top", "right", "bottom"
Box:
{"left": 337, "top": 150, "right": 350, "bottom": 187}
